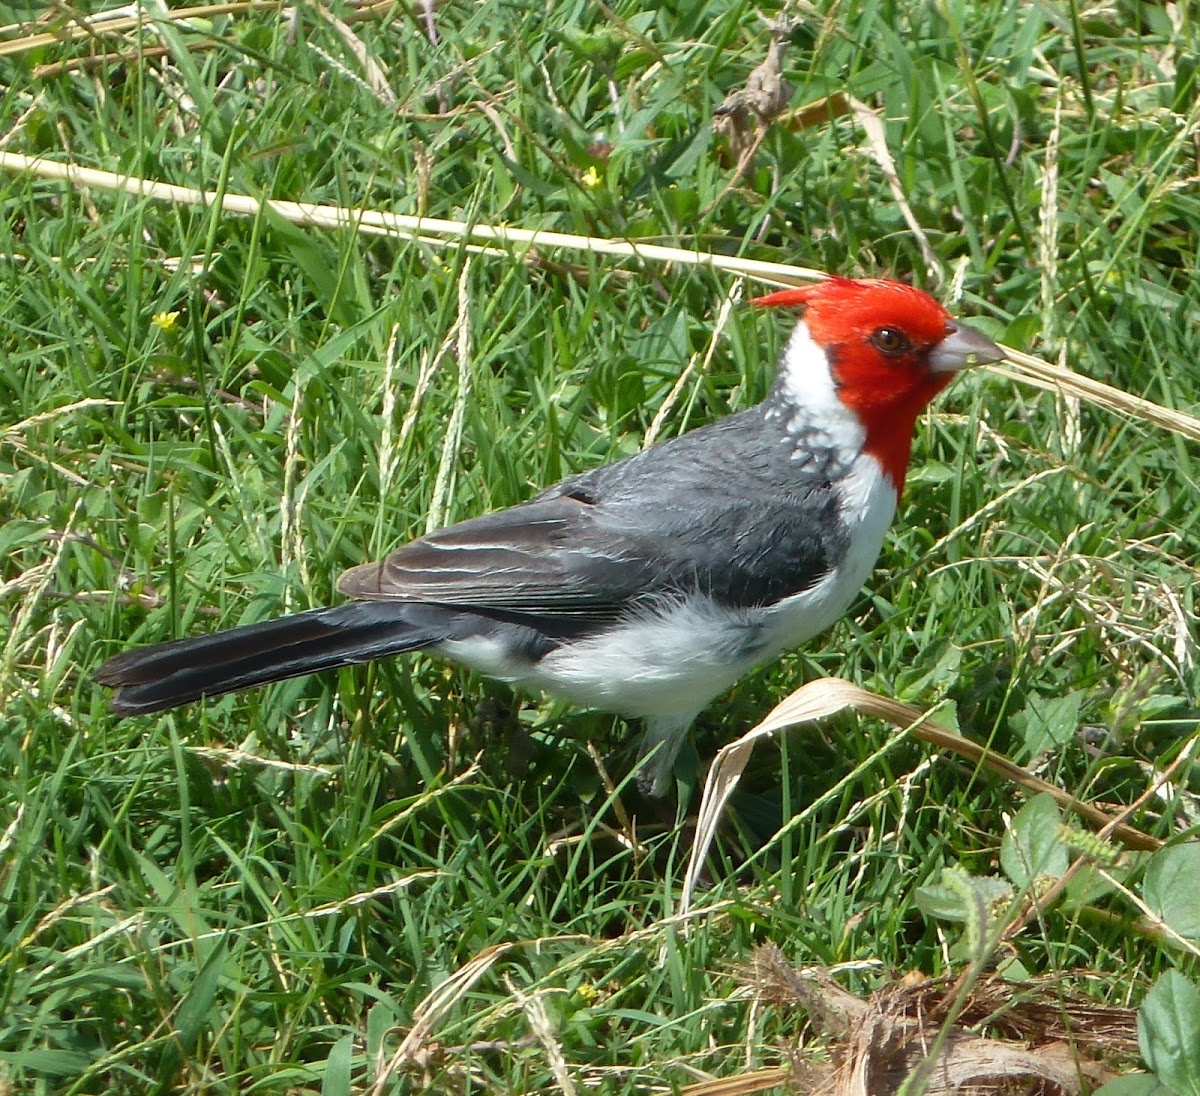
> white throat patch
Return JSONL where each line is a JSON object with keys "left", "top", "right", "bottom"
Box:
{"left": 767, "top": 319, "right": 867, "bottom": 459}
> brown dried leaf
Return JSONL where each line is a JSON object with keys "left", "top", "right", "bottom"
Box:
{"left": 736, "top": 952, "right": 1134, "bottom": 1096}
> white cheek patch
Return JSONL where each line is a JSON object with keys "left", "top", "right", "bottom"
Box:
{"left": 776, "top": 322, "right": 866, "bottom": 457}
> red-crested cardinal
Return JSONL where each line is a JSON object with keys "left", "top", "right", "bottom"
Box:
{"left": 96, "top": 277, "right": 1002, "bottom": 795}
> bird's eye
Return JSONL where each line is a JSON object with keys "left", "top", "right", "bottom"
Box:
{"left": 870, "top": 327, "right": 912, "bottom": 356}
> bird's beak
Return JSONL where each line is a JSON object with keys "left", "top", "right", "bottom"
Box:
{"left": 929, "top": 322, "right": 1004, "bottom": 374}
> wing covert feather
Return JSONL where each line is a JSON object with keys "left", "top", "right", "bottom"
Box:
{"left": 337, "top": 494, "right": 645, "bottom": 620}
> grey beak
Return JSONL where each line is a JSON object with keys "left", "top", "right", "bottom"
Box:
{"left": 929, "top": 322, "right": 1005, "bottom": 374}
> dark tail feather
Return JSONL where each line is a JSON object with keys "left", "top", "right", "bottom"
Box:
{"left": 95, "top": 602, "right": 443, "bottom": 716}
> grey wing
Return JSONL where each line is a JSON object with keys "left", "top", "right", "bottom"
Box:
{"left": 336, "top": 412, "right": 845, "bottom": 628}
{"left": 336, "top": 486, "right": 656, "bottom": 625}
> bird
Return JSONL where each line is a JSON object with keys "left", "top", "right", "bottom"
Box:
{"left": 95, "top": 276, "right": 1003, "bottom": 796}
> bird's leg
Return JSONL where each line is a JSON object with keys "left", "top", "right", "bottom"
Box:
{"left": 636, "top": 715, "right": 696, "bottom": 798}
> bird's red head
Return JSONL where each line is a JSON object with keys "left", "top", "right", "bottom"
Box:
{"left": 756, "top": 277, "right": 1001, "bottom": 492}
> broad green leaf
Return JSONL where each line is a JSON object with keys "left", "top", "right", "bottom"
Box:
{"left": 1011, "top": 691, "right": 1085, "bottom": 761}
{"left": 1093, "top": 1076, "right": 1177, "bottom": 1096}
{"left": 1138, "top": 971, "right": 1200, "bottom": 1096}
{"left": 915, "top": 872, "right": 1014, "bottom": 923}
{"left": 322, "top": 1034, "right": 355, "bottom": 1096}
{"left": 1063, "top": 861, "right": 1122, "bottom": 908}
{"left": 176, "top": 938, "right": 230, "bottom": 1053}
{"left": 1143, "top": 843, "right": 1200, "bottom": 943}
{"left": 1001, "top": 793, "right": 1069, "bottom": 889}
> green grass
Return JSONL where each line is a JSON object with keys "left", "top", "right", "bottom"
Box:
{"left": 1, "top": 1, "right": 1198, "bottom": 1092}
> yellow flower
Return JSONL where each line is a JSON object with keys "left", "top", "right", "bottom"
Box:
{"left": 581, "top": 165, "right": 601, "bottom": 189}
{"left": 151, "top": 310, "right": 181, "bottom": 332}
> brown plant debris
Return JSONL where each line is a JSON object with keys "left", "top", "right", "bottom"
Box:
{"left": 714, "top": 19, "right": 795, "bottom": 173}
{"left": 687, "top": 944, "right": 1140, "bottom": 1096}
